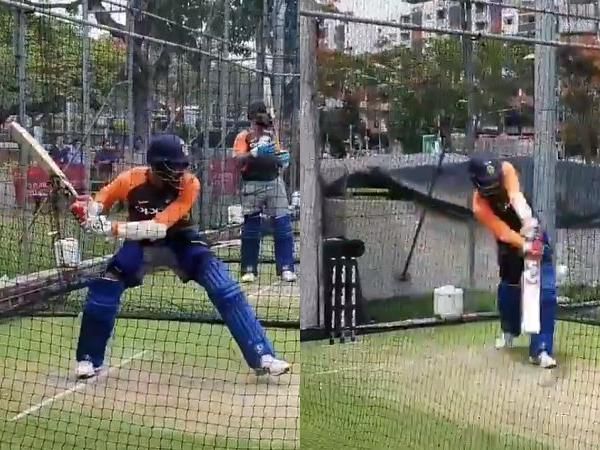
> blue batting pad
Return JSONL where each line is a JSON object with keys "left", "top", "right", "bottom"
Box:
{"left": 195, "top": 255, "right": 274, "bottom": 368}
{"left": 76, "top": 277, "right": 125, "bottom": 368}
{"left": 241, "top": 213, "right": 262, "bottom": 275}
{"left": 272, "top": 214, "right": 295, "bottom": 273}
{"left": 529, "top": 259, "right": 557, "bottom": 357}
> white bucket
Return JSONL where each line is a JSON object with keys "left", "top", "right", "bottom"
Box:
{"left": 433, "top": 285, "right": 464, "bottom": 319}
{"left": 53, "top": 238, "right": 81, "bottom": 268}
{"left": 227, "top": 205, "right": 244, "bottom": 225}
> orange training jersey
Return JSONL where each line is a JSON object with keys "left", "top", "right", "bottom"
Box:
{"left": 95, "top": 166, "right": 200, "bottom": 231}
{"left": 472, "top": 161, "right": 527, "bottom": 250}
{"left": 233, "top": 128, "right": 280, "bottom": 182}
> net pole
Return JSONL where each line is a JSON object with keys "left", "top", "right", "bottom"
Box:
{"left": 126, "top": 0, "right": 135, "bottom": 161}
{"left": 82, "top": 0, "right": 91, "bottom": 192}
{"left": 15, "top": 7, "right": 30, "bottom": 272}
{"left": 533, "top": 0, "right": 558, "bottom": 244}
{"left": 299, "top": 15, "right": 322, "bottom": 330}
{"left": 462, "top": 0, "right": 476, "bottom": 153}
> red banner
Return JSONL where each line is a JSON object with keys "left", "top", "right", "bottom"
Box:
{"left": 12, "top": 164, "right": 87, "bottom": 206}
{"left": 209, "top": 158, "right": 240, "bottom": 197}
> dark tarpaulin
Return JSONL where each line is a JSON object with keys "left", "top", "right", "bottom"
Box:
{"left": 322, "top": 156, "right": 600, "bottom": 229}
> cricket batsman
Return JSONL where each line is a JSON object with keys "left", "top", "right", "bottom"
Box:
{"left": 70, "top": 134, "right": 290, "bottom": 379}
{"left": 469, "top": 156, "right": 557, "bottom": 368}
{"left": 233, "top": 100, "right": 296, "bottom": 283}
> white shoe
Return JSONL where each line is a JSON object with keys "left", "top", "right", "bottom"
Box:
{"left": 529, "top": 351, "right": 557, "bottom": 369}
{"left": 495, "top": 332, "right": 515, "bottom": 349}
{"left": 241, "top": 273, "right": 256, "bottom": 283}
{"left": 281, "top": 270, "right": 297, "bottom": 282}
{"left": 76, "top": 360, "right": 98, "bottom": 379}
{"left": 257, "top": 355, "right": 290, "bottom": 376}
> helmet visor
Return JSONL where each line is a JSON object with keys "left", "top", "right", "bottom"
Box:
{"left": 151, "top": 160, "right": 189, "bottom": 187}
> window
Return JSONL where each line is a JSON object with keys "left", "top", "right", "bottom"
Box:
{"left": 475, "top": 3, "right": 485, "bottom": 13}
{"left": 401, "top": 15, "right": 410, "bottom": 23}
{"left": 476, "top": 22, "right": 486, "bottom": 31}
{"left": 401, "top": 32, "right": 410, "bottom": 41}
{"left": 505, "top": 17, "right": 514, "bottom": 26}
{"left": 437, "top": 9, "right": 446, "bottom": 20}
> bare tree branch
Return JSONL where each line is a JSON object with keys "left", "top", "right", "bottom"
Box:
{"left": 88, "top": 0, "right": 125, "bottom": 32}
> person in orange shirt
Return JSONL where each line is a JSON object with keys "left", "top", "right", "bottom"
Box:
{"left": 70, "top": 134, "right": 290, "bottom": 379}
{"left": 233, "top": 100, "right": 296, "bottom": 283}
{"left": 469, "top": 156, "right": 557, "bottom": 368}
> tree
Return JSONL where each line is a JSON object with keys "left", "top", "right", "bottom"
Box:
{"left": 558, "top": 35, "right": 600, "bottom": 162}
{"left": 319, "top": 95, "right": 364, "bottom": 158}
{"left": 474, "top": 40, "right": 533, "bottom": 130}
{"left": 19, "top": 0, "right": 272, "bottom": 147}
{"left": 316, "top": 36, "right": 535, "bottom": 153}
{"left": 0, "top": 8, "right": 125, "bottom": 123}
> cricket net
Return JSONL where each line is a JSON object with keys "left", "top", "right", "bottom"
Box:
{"left": 0, "top": 2, "right": 299, "bottom": 449}
{"left": 301, "top": 4, "right": 600, "bottom": 450}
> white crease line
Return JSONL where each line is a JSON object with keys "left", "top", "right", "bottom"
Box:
{"left": 212, "top": 239, "right": 240, "bottom": 249}
{"left": 313, "top": 367, "right": 362, "bottom": 376}
{"left": 248, "top": 282, "right": 279, "bottom": 298}
{"left": 10, "top": 350, "right": 148, "bottom": 422}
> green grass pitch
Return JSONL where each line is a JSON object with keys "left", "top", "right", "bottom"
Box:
{"left": 301, "top": 320, "right": 600, "bottom": 450}
{"left": 0, "top": 212, "right": 300, "bottom": 449}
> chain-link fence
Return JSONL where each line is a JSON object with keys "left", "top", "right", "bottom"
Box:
{"left": 301, "top": 1, "right": 600, "bottom": 449}
{"left": 0, "top": 1, "right": 300, "bottom": 449}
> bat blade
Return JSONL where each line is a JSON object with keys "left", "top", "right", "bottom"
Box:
{"left": 521, "top": 258, "right": 541, "bottom": 334}
{"left": 263, "top": 77, "right": 281, "bottom": 149}
{"left": 8, "top": 122, "right": 78, "bottom": 198}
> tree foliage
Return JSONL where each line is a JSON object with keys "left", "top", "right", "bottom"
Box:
{"left": 1, "top": 1, "right": 278, "bottom": 143}
{"left": 318, "top": 37, "right": 535, "bottom": 153}
{"left": 0, "top": 8, "right": 125, "bottom": 121}
{"left": 558, "top": 36, "right": 600, "bottom": 162}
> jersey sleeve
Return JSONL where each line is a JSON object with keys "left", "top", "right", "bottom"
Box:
{"left": 502, "top": 161, "right": 521, "bottom": 197}
{"left": 94, "top": 167, "right": 146, "bottom": 212}
{"left": 154, "top": 173, "right": 200, "bottom": 228}
{"left": 233, "top": 131, "right": 250, "bottom": 156}
{"left": 501, "top": 161, "right": 533, "bottom": 221}
{"left": 472, "top": 191, "right": 525, "bottom": 249}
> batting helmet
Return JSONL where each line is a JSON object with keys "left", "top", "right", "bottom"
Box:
{"left": 147, "top": 134, "right": 189, "bottom": 186}
{"left": 248, "top": 100, "right": 271, "bottom": 126}
{"left": 468, "top": 156, "right": 503, "bottom": 197}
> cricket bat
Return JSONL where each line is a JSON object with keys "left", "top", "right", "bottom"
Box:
{"left": 521, "top": 256, "right": 541, "bottom": 334}
{"left": 263, "top": 77, "right": 282, "bottom": 150}
{"left": 8, "top": 121, "right": 78, "bottom": 198}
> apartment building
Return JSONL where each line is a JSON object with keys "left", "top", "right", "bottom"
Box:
{"left": 515, "top": 0, "right": 598, "bottom": 36}
{"left": 317, "top": 0, "right": 413, "bottom": 53}
{"left": 318, "top": 0, "right": 600, "bottom": 54}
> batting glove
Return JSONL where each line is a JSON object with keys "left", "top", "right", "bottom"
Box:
{"left": 522, "top": 237, "right": 544, "bottom": 260}
{"left": 250, "top": 142, "right": 276, "bottom": 157}
{"left": 70, "top": 195, "right": 103, "bottom": 226}
{"left": 84, "top": 215, "right": 114, "bottom": 236}
{"left": 277, "top": 151, "right": 291, "bottom": 168}
{"left": 520, "top": 217, "right": 539, "bottom": 240}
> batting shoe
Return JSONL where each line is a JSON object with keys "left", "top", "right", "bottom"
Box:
{"left": 529, "top": 351, "right": 557, "bottom": 369}
{"left": 281, "top": 270, "right": 297, "bottom": 283}
{"left": 241, "top": 273, "right": 256, "bottom": 283}
{"left": 76, "top": 360, "right": 100, "bottom": 379}
{"left": 495, "top": 332, "right": 515, "bottom": 349}
{"left": 256, "top": 355, "right": 290, "bottom": 376}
